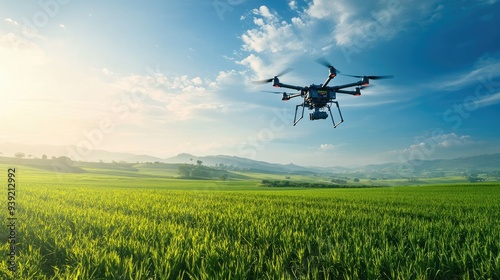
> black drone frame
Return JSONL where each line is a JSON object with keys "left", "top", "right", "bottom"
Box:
{"left": 255, "top": 58, "right": 393, "bottom": 127}
{"left": 293, "top": 100, "right": 344, "bottom": 128}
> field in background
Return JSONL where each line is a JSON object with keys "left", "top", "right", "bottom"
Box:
{"left": 1, "top": 162, "right": 499, "bottom": 279}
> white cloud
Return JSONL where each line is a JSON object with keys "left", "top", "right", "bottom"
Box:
{"left": 435, "top": 133, "right": 472, "bottom": 148}
{"left": 319, "top": 143, "right": 342, "bottom": 151}
{"left": 101, "top": 67, "right": 113, "bottom": 76}
{"left": 3, "top": 17, "right": 42, "bottom": 39}
{"left": 0, "top": 31, "right": 130, "bottom": 145}
{"left": 1, "top": 28, "right": 234, "bottom": 135}
{"left": 241, "top": 5, "right": 305, "bottom": 54}
{"left": 423, "top": 55, "right": 500, "bottom": 111}
{"left": 475, "top": 91, "right": 500, "bottom": 108}
{"left": 238, "top": 53, "right": 268, "bottom": 79}
{"left": 215, "top": 69, "right": 243, "bottom": 87}
{"left": 191, "top": 76, "right": 202, "bottom": 85}
{"left": 306, "top": 0, "right": 353, "bottom": 22}
{"left": 291, "top": 16, "right": 305, "bottom": 27}
{"left": 237, "top": 1, "right": 448, "bottom": 81}
{"left": 391, "top": 133, "right": 474, "bottom": 156}
{"left": 109, "top": 71, "right": 230, "bottom": 122}
{"left": 237, "top": 52, "right": 302, "bottom": 86}
{"left": 476, "top": 0, "right": 499, "bottom": 5}
{"left": 256, "top": 6, "right": 273, "bottom": 19}
{"left": 303, "top": 0, "right": 404, "bottom": 47}
{"left": 431, "top": 56, "right": 500, "bottom": 91}
{"left": 0, "top": 26, "right": 257, "bottom": 154}
{"left": 240, "top": 0, "right": 449, "bottom": 57}
{"left": 4, "top": 18, "right": 19, "bottom": 26}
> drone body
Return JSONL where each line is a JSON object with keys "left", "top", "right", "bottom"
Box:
{"left": 255, "top": 58, "right": 393, "bottom": 127}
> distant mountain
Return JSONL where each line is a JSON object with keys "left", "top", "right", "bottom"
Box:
{"left": 335, "top": 153, "right": 500, "bottom": 176}
{"left": 163, "top": 153, "right": 500, "bottom": 175}
{"left": 163, "top": 154, "right": 320, "bottom": 174}
{"left": 0, "top": 142, "right": 163, "bottom": 163}
{"left": 78, "top": 149, "right": 165, "bottom": 163}
{"left": 0, "top": 142, "right": 67, "bottom": 158}
{"left": 406, "top": 153, "right": 500, "bottom": 173}
{"left": 2, "top": 142, "right": 499, "bottom": 176}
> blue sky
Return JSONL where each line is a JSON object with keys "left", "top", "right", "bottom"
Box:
{"left": 1, "top": 0, "right": 499, "bottom": 166}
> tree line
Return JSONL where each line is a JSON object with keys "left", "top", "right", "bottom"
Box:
{"left": 260, "top": 180, "right": 375, "bottom": 188}
{"left": 177, "top": 161, "right": 229, "bottom": 180}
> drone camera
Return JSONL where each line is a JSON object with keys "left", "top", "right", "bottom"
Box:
{"left": 309, "top": 111, "right": 328, "bottom": 120}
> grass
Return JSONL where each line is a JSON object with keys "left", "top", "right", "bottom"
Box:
{"left": 1, "top": 162, "right": 499, "bottom": 279}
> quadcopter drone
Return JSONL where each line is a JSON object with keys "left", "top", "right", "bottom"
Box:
{"left": 253, "top": 58, "right": 393, "bottom": 127}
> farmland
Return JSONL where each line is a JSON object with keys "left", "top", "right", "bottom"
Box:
{"left": 1, "top": 163, "right": 500, "bottom": 279}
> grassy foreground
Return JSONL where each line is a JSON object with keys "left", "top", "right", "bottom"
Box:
{"left": 1, "top": 165, "right": 499, "bottom": 279}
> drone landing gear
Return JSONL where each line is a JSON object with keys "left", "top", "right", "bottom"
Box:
{"left": 328, "top": 101, "right": 344, "bottom": 128}
{"left": 293, "top": 102, "right": 306, "bottom": 126}
{"left": 293, "top": 101, "right": 344, "bottom": 128}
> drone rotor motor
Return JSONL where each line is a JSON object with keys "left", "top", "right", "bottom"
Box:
{"left": 362, "top": 77, "right": 369, "bottom": 86}
{"left": 329, "top": 67, "right": 337, "bottom": 78}
{"left": 273, "top": 77, "right": 280, "bottom": 87}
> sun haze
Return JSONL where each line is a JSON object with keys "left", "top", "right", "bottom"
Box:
{"left": 1, "top": 0, "right": 499, "bottom": 166}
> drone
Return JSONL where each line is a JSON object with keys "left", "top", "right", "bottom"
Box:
{"left": 253, "top": 58, "right": 393, "bottom": 127}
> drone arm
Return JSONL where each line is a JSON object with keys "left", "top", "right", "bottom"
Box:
{"left": 273, "top": 82, "right": 304, "bottom": 91}
{"left": 286, "top": 93, "right": 302, "bottom": 100}
{"left": 330, "top": 80, "right": 366, "bottom": 90}
{"left": 336, "top": 89, "right": 360, "bottom": 96}
{"left": 321, "top": 76, "right": 334, "bottom": 88}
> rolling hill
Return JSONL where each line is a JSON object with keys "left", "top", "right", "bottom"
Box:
{"left": 1, "top": 142, "right": 499, "bottom": 176}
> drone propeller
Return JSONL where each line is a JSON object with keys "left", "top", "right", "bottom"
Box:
{"left": 252, "top": 68, "right": 293, "bottom": 84}
{"left": 315, "top": 57, "right": 335, "bottom": 69}
{"left": 262, "top": 90, "right": 295, "bottom": 94}
{"left": 261, "top": 91, "right": 297, "bottom": 101}
{"left": 315, "top": 57, "right": 340, "bottom": 76}
{"left": 342, "top": 74, "right": 394, "bottom": 80}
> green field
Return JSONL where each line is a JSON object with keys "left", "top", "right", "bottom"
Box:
{"left": 1, "top": 163, "right": 500, "bottom": 279}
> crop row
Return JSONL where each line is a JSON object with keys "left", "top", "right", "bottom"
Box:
{"left": 1, "top": 184, "right": 499, "bottom": 279}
